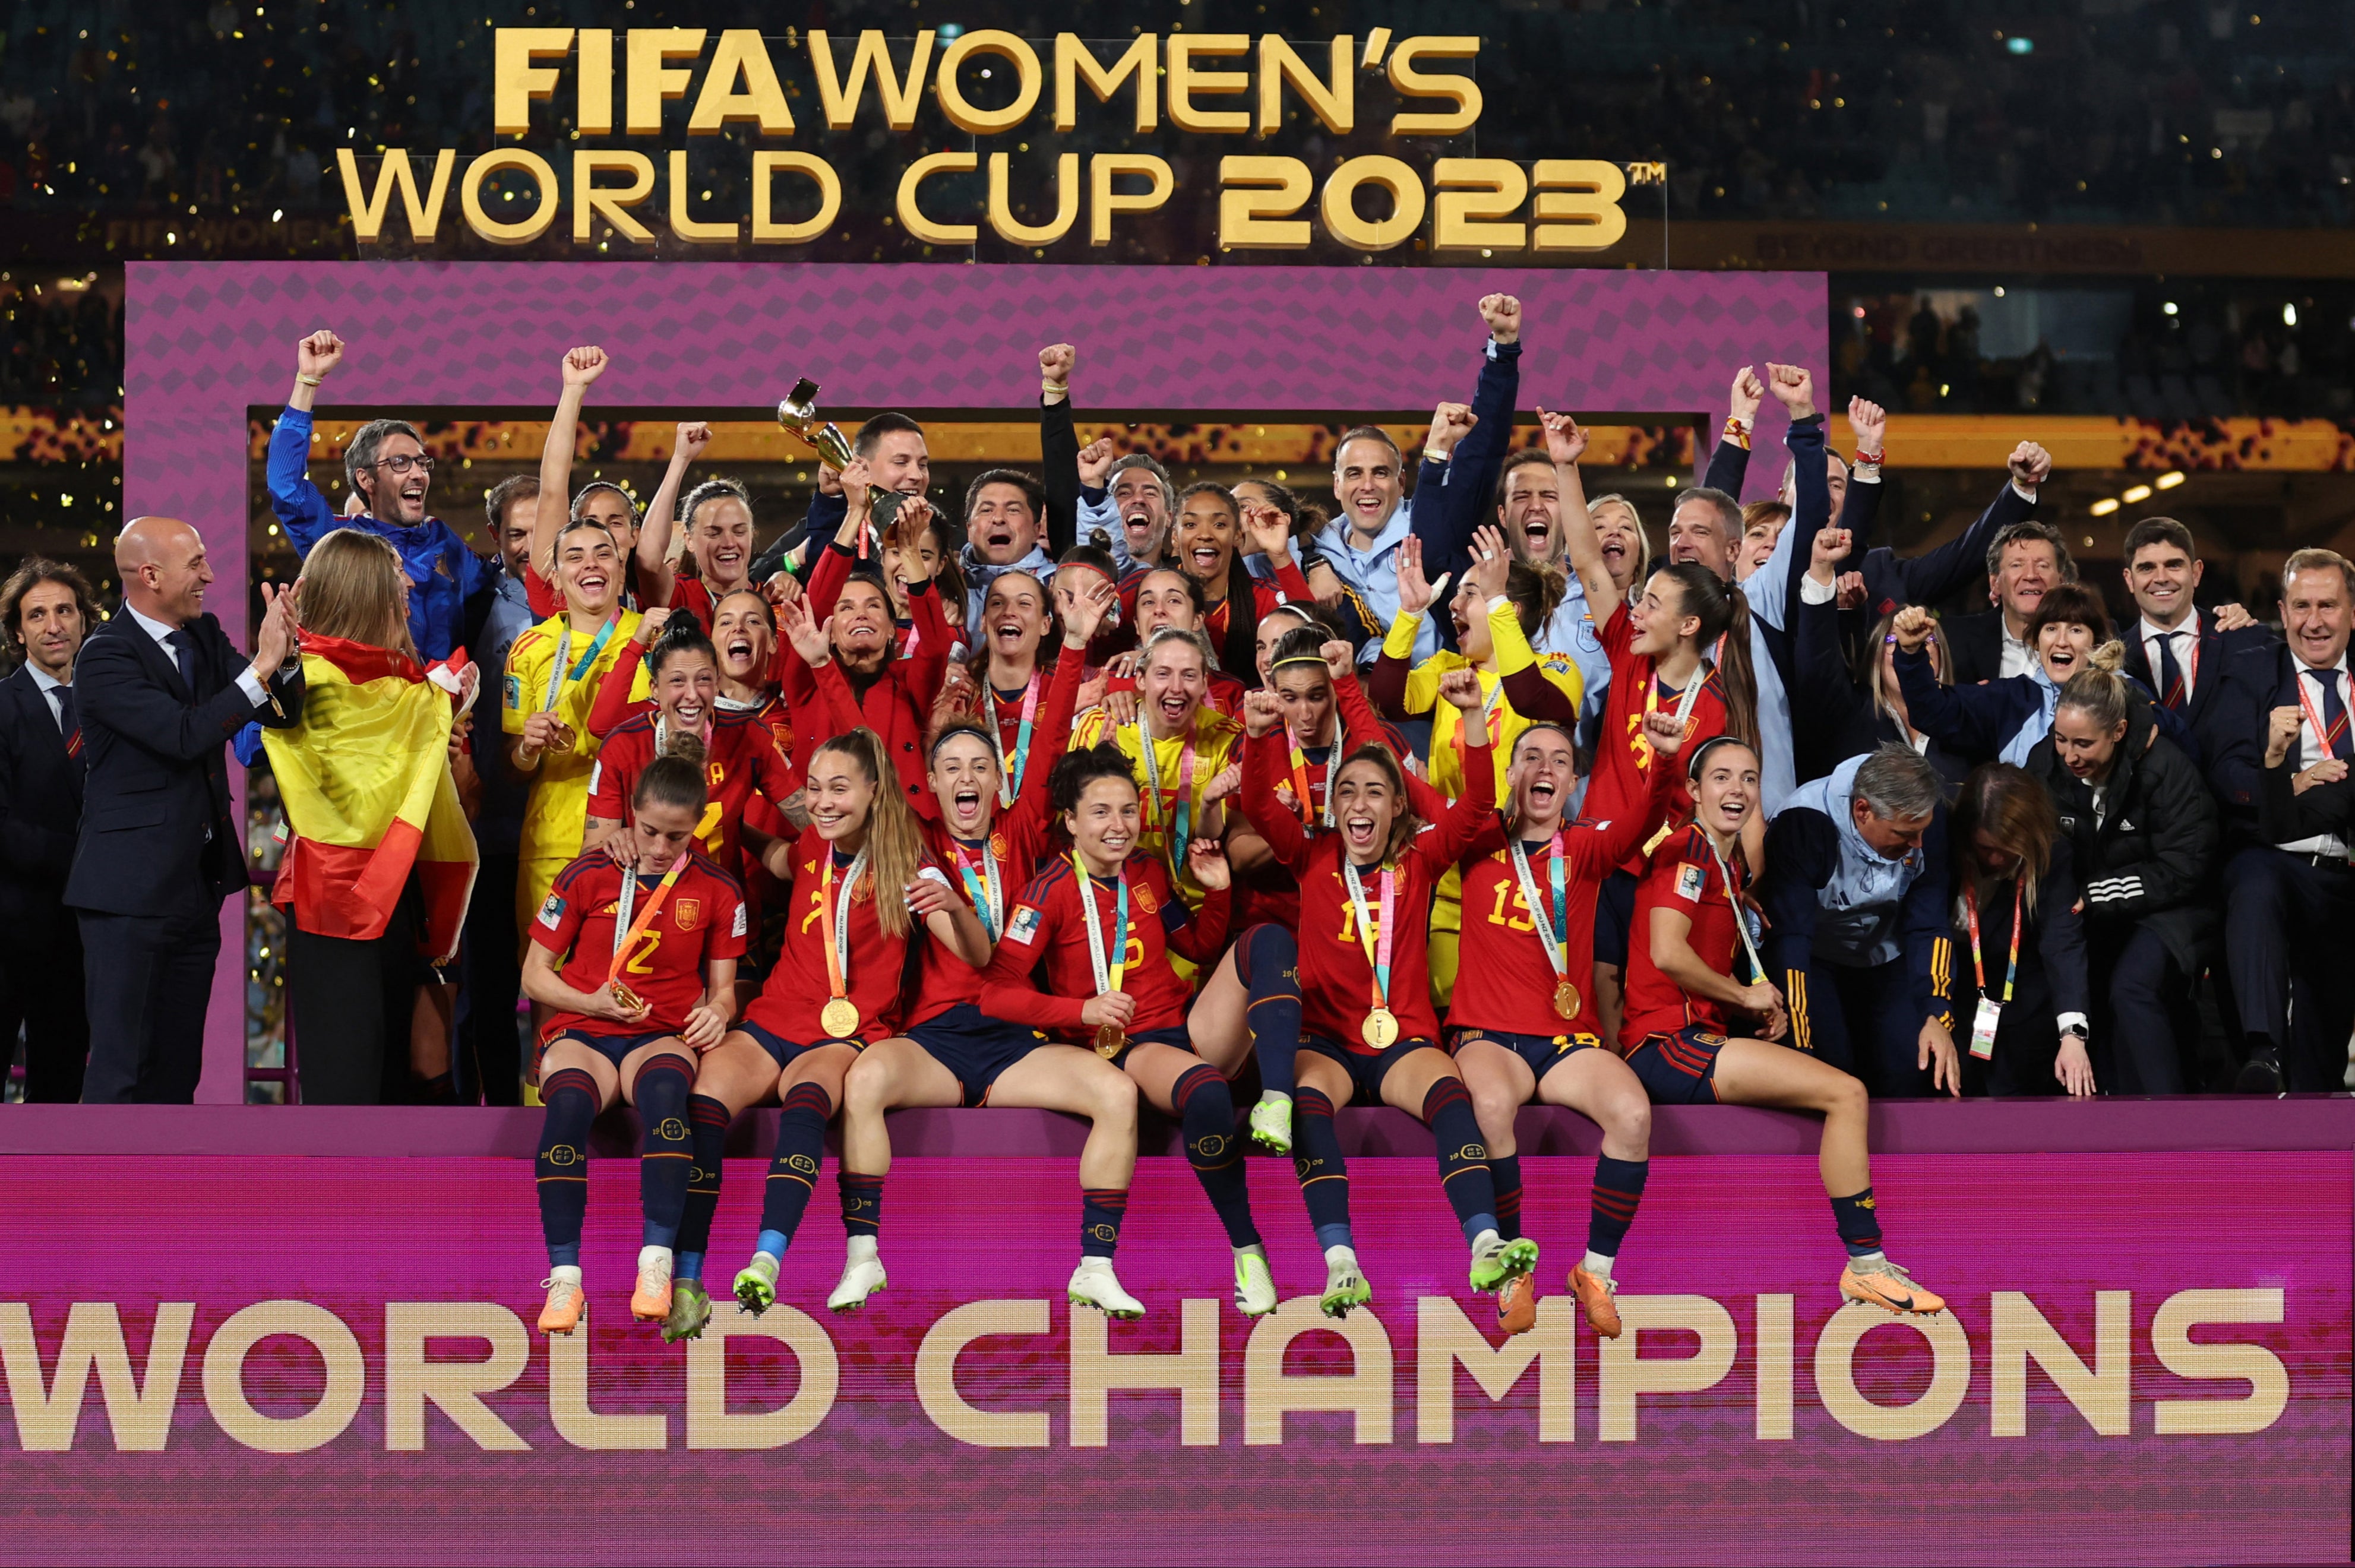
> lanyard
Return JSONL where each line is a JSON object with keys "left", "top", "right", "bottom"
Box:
{"left": 652, "top": 710, "right": 712, "bottom": 757}
{"left": 950, "top": 837, "right": 1003, "bottom": 940}
{"left": 2294, "top": 667, "right": 2348, "bottom": 762}
{"left": 1286, "top": 728, "right": 1336, "bottom": 827}
{"left": 1341, "top": 859, "right": 1396, "bottom": 1013}
{"left": 1072, "top": 853, "right": 1129, "bottom": 995}
{"left": 605, "top": 858, "right": 688, "bottom": 984}
{"left": 1448, "top": 674, "right": 1507, "bottom": 779}
{"left": 1507, "top": 833, "right": 1571, "bottom": 981}
{"left": 1964, "top": 879, "right": 2023, "bottom": 1005}
{"left": 818, "top": 846, "right": 869, "bottom": 1007}
{"left": 546, "top": 614, "right": 619, "bottom": 710}
{"left": 1701, "top": 831, "right": 1768, "bottom": 984}
{"left": 985, "top": 672, "right": 1041, "bottom": 807}
{"left": 1133, "top": 719, "right": 1197, "bottom": 875}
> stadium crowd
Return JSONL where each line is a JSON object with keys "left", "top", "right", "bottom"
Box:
{"left": 1, "top": 293, "right": 2349, "bottom": 1342}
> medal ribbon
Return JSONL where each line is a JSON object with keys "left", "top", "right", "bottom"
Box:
{"left": 818, "top": 846, "right": 870, "bottom": 1013}
{"left": 1286, "top": 728, "right": 1337, "bottom": 827}
{"left": 605, "top": 856, "right": 690, "bottom": 986}
{"left": 1964, "top": 879, "right": 2024, "bottom": 1006}
{"left": 545, "top": 613, "right": 621, "bottom": 710}
{"left": 1071, "top": 853, "right": 1129, "bottom": 997}
{"left": 1134, "top": 720, "right": 1198, "bottom": 875}
{"left": 986, "top": 673, "right": 1041, "bottom": 807}
{"left": 1448, "top": 675, "right": 1507, "bottom": 780}
{"left": 1636, "top": 664, "right": 1710, "bottom": 766}
{"left": 952, "top": 839, "right": 1003, "bottom": 940}
{"left": 1341, "top": 859, "right": 1396, "bottom": 1016}
{"left": 1701, "top": 832, "right": 1769, "bottom": 984}
{"left": 1507, "top": 834, "right": 1570, "bottom": 983}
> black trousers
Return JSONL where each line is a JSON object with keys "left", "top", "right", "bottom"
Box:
{"left": 1788, "top": 954, "right": 1927, "bottom": 1096}
{"left": 0, "top": 900, "right": 88, "bottom": 1102}
{"left": 2223, "top": 845, "right": 2355, "bottom": 1091}
{"left": 457, "top": 851, "right": 524, "bottom": 1106}
{"left": 78, "top": 894, "right": 220, "bottom": 1104}
{"left": 2091, "top": 923, "right": 2197, "bottom": 1096}
{"left": 287, "top": 881, "right": 422, "bottom": 1106}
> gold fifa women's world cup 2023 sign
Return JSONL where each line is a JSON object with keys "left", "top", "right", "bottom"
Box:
{"left": 335, "top": 27, "right": 1636, "bottom": 255}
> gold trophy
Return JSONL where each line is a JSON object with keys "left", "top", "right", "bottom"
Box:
{"left": 777, "top": 377, "right": 901, "bottom": 528}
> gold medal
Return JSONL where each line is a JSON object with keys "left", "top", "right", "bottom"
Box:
{"left": 1553, "top": 980, "right": 1581, "bottom": 1020}
{"left": 820, "top": 997, "right": 861, "bottom": 1039}
{"left": 548, "top": 721, "right": 577, "bottom": 753}
{"left": 1093, "top": 1024, "right": 1126, "bottom": 1059}
{"left": 608, "top": 980, "right": 645, "bottom": 1013}
{"left": 1362, "top": 1007, "right": 1400, "bottom": 1049}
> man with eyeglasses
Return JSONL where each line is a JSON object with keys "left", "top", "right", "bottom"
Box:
{"left": 265, "top": 328, "right": 500, "bottom": 661}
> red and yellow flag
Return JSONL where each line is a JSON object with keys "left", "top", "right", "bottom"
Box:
{"left": 264, "top": 634, "right": 478, "bottom": 963}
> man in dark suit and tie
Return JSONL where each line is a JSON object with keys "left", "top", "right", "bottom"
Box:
{"left": 0, "top": 559, "right": 102, "bottom": 1101}
{"left": 2116, "top": 516, "right": 2272, "bottom": 763}
{"left": 68, "top": 517, "right": 303, "bottom": 1104}
{"left": 1945, "top": 519, "right": 2073, "bottom": 685}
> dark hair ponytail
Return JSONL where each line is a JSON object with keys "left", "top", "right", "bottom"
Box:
{"left": 647, "top": 615, "right": 718, "bottom": 678}
{"left": 1049, "top": 742, "right": 1141, "bottom": 820}
{"left": 1652, "top": 561, "right": 1759, "bottom": 751}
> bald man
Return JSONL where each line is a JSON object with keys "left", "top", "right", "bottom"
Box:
{"left": 67, "top": 518, "right": 304, "bottom": 1103}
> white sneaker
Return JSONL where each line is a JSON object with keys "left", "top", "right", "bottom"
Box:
{"left": 1248, "top": 1095, "right": 1294, "bottom": 1154}
{"left": 1232, "top": 1245, "right": 1278, "bottom": 1317}
{"left": 1319, "top": 1247, "right": 1372, "bottom": 1318}
{"left": 828, "top": 1244, "right": 888, "bottom": 1313}
{"left": 1067, "top": 1257, "right": 1145, "bottom": 1319}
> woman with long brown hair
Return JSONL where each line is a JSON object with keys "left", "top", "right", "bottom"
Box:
{"left": 1947, "top": 761, "right": 2094, "bottom": 1096}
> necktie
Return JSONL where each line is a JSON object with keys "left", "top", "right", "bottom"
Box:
{"left": 2155, "top": 630, "right": 2185, "bottom": 710}
{"left": 53, "top": 684, "right": 79, "bottom": 757}
{"left": 2305, "top": 668, "right": 2351, "bottom": 761}
{"left": 165, "top": 627, "right": 197, "bottom": 693}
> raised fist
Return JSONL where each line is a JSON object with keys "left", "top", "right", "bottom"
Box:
{"left": 1478, "top": 293, "right": 1522, "bottom": 345}
{"left": 297, "top": 330, "right": 344, "bottom": 380}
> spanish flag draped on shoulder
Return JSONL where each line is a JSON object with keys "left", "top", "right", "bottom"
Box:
{"left": 264, "top": 633, "right": 478, "bottom": 963}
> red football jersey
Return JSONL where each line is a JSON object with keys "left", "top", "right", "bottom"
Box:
{"left": 1449, "top": 767, "right": 1673, "bottom": 1038}
{"left": 1234, "top": 677, "right": 1424, "bottom": 930}
{"left": 1238, "top": 728, "right": 1495, "bottom": 1054}
{"left": 533, "top": 852, "right": 748, "bottom": 1039}
{"left": 981, "top": 856, "right": 1231, "bottom": 1042}
{"left": 743, "top": 827, "right": 947, "bottom": 1044}
{"left": 1582, "top": 602, "right": 1733, "bottom": 874}
{"left": 587, "top": 708, "right": 800, "bottom": 868}
{"left": 1619, "top": 823, "right": 1751, "bottom": 1047}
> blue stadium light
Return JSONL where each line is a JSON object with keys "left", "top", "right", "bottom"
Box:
{"left": 938, "top": 23, "right": 965, "bottom": 39}
{"left": 2006, "top": 36, "right": 2034, "bottom": 53}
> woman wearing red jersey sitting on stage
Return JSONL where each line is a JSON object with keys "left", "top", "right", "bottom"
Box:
{"left": 1621, "top": 736, "right": 1948, "bottom": 1318}
{"left": 525, "top": 757, "right": 748, "bottom": 1338}
{"left": 672, "top": 729, "right": 988, "bottom": 1335}
{"left": 1237, "top": 671, "right": 1536, "bottom": 1319}
{"left": 1449, "top": 712, "right": 1686, "bottom": 1342}
{"left": 979, "top": 744, "right": 1294, "bottom": 1319}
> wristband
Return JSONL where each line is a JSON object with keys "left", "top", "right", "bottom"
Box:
{"left": 1041, "top": 380, "right": 1069, "bottom": 397}
{"left": 297, "top": 374, "right": 323, "bottom": 387}
{"left": 1722, "top": 415, "right": 1751, "bottom": 451}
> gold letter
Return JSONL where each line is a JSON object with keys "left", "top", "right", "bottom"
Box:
{"left": 493, "top": 27, "right": 573, "bottom": 135}
{"left": 1090, "top": 154, "right": 1172, "bottom": 245}
{"left": 383, "top": 1303, "right": 530, "bottom": 1452}
{"left": 577, "top": 29, "right": 613, "bottom": 135}
{"left": 1992, "top": 1291, "right": 2130, "bottom": 1437}
{"left": 1166, "top": 34, "right": 1252, "bottom": 133}
{"left": 0, "top": 1301, "right": 191, "bottom": 1452}
{"left": 1431, "top": 158, "right": 1528, "bottom": 251}
{"left": 689, "top": 30, "right": 794, "bottom": 134}
{"left": 1070, "top": 1299, "right": 1219, "bottom": 1447}
{"left": 203, "top": 1301, "right": 364, "bottom": 1454}
{"left": 1257, "top": 36, "right": 1353, "bottom": 135}
{"left": 2152, "top": 1288, "right": 2288, "bottom": 1436}
{"left": 1813, "top": 1307, "right": 1970, "bottom": 1441}
{"left": 1531, "top": 160, "right": 1628, "bottom": 252}
{"left": 1597, "top": 1294, "right": 1737, "bottom": 1441}
{"left": 1055, "top": 34, "right": 1156, "bottom": 132}
{"left": 548, "top": 1308, "right": 666, "bottom": 1449}
{"left": 1243, "top": 1297, "right": 1392, "bottom": 1444}
{"left": 937, "top": 30, "right": 1042, "bottom": 135}
{"left": 1387, "top": 36, "right": 1482, "bottom": 135}
{"left": 753, "top": 152, "right": 842, "bottom": 243}
{"left": 668, "top": 151, "right": 739, "bottom": 243}
{"left": 987, "top": 152, "right": 1079, "bottom": 246}
{"left": 1218, "top": 155, "right": 1312, "bottom": 249}
{"left": 897, "top": 151, "right": 978, "bottom": 245}
{"left": 914, "top": 1300, "right": 1050, "bottom": 1448}
{"left": 573, "top": 151, "right": 657, "bottom": 244}
{"left": 809, "top": 30, "right": 935, "bottom": 132}
{"left": 625, "top": 28, "right": 706, "bottom": 135}
{"left": 461, "top": 150, "right": 561, "bottom": 245}
{"left": 1414, "top": 1295, "right": 1571, "bottom": 1444}
{"left": 1755, "top": 1294, "right": 1794, "bottom": 1440}
{"left": 334, "top": 149, "right": 456, "bottom": 244}
{"left": 1321, "top": 156, "right": 1425, "bottom": 252}
{"left": 685, "top": 1303, "right": 839, "bottom": 1449}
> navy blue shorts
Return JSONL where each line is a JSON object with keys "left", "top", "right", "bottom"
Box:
{"left": 908, "top": 1003, "right": 1051, "bottom": 1107}
{"left": 1446, "top": 1026, "right": 1601, "bottom": 1079}
{"left": 1591, "top": 868, "right": 1639, "bottom": 969}
{"left": 1301, "top": 1033, "right": 1438, "bottom": 1107}
{"left": 738, "top": 1019, "right": 862, "bottom": 1070}
{"left": 1108, "top": 1024, "right": 1193, "bottom": 1071}
{"left": 549, "top": 1028, "right": 685, "bottom": 1068}
{"left": 1624, "top": 1026, "right": 1727, "bottom": 1105}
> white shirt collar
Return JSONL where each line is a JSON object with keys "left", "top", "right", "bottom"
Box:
{"left": 2137, "top": 614, "right": 2196, "bottom": 644}
{"left": 2292, "top": 650, "right": 2350, "bottom": 678}
{"left": 123, "top": 604, "right": 183, "bottom": 649}
{"left": 26, "top": 664, "right": 63, "bottom": 693}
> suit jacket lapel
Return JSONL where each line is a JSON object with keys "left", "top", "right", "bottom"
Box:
{"left": 120, "top": 614, "right": 195, "bottom": 698}
{"left": 14, "top": 671, "right": 68, "bottom": 763}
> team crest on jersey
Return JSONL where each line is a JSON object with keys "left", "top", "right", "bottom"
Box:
{"left": 537, "top": 893, "right": 565, "bottom": 928}
{"left": 1006, "top": 905, "right": 1041, "bottom": 946}
{"left": 674, "top": 898, "right": 701, "bottom": 931}
{"left": 435, "top": 554, "right": 454, "bottom": 580}
{"left": 988, "top": 831, "right": 1010, "bottom": 860}
{"left": 1133, "top": 882, "right": 1158, "bottom": 915}
{"left": 1675, "top": 862, "right": 1707, "bottom": 902}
